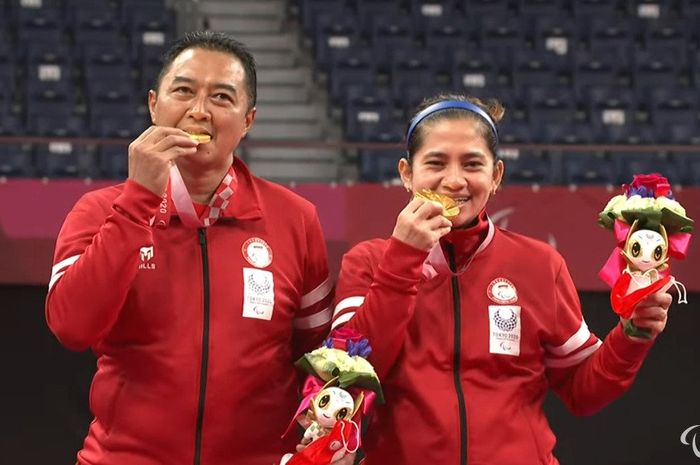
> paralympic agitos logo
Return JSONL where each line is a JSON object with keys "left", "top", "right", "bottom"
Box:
{"left": 681, "top": 425, "right": 700, "bottom": 459}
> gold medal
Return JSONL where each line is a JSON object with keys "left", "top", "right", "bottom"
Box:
{"left": 188, "top": 134, "right": 211, "bottom": 144}
{"left": 414, "top": 189, "right": 460, "bottom": 218}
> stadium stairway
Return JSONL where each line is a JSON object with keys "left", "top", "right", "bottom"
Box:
{"left": 195, "top": 0, "right": 345, "bottom": 183}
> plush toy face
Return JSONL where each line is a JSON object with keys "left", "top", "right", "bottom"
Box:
{"left": 624, "top": 229, "right": 668, "bottom": 272}
{"left": 312, "top": 387, "right": 355, "bottom": 429}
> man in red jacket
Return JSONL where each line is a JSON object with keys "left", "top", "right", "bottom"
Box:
{"left": 46, "top": 31, "right": 349, "bottom": 465}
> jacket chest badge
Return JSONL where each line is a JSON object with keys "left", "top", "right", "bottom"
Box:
{"left": 242, "top": 237, "right": 273, "bottom": 268}
{"left": 138, "top": 246, "right": 156, "bottom": 270}
{"left": 242, "top": 268, "right": 275, "bottom": 320}
{"left": 489, "top": 305, "right": 521, "bottom": 356}
{"left": 487, "top": 277, "right": 517, "bottom": 304}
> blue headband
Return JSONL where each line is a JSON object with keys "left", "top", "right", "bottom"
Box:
{"left": 405, "top": 100, "right": 499, "bottom": 149}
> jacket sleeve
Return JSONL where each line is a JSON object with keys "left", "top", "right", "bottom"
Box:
{"left": 45, "top": 180, "right": 163, "bottom": 351}
{"left": 545, "top": 258, "right": 652, "bottom": 416}
{"left": 291, "top": 206, "right": 333, "bottom": 358}
{"left": 331, "top": 237, "right": 429, "bottom": 378}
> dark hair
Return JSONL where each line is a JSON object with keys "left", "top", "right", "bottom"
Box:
{"left": 155, "top": 31, "right": 257, "bottom": 110}
{"left": 406, "top": 93, "right": 504, "bottom": 161}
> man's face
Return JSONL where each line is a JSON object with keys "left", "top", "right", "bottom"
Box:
{"left": 148, "top": 47, "right": 256, "bottom": 170}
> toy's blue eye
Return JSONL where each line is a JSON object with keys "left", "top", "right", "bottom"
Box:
{"left": 654, "top": 245, "right": 663, "bottom": 261}
{"left": 631, "top": 241, "right": 641, "bottom": 257}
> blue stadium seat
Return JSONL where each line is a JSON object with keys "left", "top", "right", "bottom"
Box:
{"left": 572, "top": 0, "right": 624, "bottom": 19}
{"left": 530, "top": 15, "right": 580, "bottom": 58}
{"left": 526, "top": 86, "right": 577, "bottom": 124}
{"left": 390, "top": 51, "right": 440, "bottom": 102}
{"left": 423, "top": 18, "right": 470, "bottom": 72}
{"left": 664, "top": 122, "right": 700, "bottom": 145}
{"left": 461, "top": 0, "right": 513, "bottom": 16}
{"left": 93, "top": 114, "right": 147, "bottom": 138}
{"left": 299, "top": 0, "right": 348, "bottom": 37}
{"left": 504, "top": 152, "right": 553, "bottom": 184}
{"left": 586, "top": 16, "right": 635, "bottom": 51}
{"left": 562, "top": 153, "right": 616, "bottom": 185}
{"left": 313, "top": 13, "right": 361, "bottom": 71}
{"left": 585, "top": 86, "right": 638, "bottom": 133}
{"left": 451, "top": 48, "right": 503, "bottom": 94}
{"left": 25, "top": 40, "right": 72, "bottom": 65}
{"left": 614, "top": 153, "right": 682, "bottom": 185}
{"left": 633, "top": 48, "right": 684, "bottom": 92}
{"left": 641, "top": 20, "right": 689, "bottom": 57}
{"left": 477, "top": 14, "right": 525, "bottom": 51}
{"left": 541, "top": 122, "right": 595, "bottom": 144}
{"left": 99, "top": 144, "right": 129, "bottom": 179}
{"left": 344, "top": 95, "right": 398, "bottom": 142}
{"left": 359, "top": 148, "right": 403, "bottom": 182}
{"left": 327, "top": 48, "right": 377, "bottom": 104}
{"left": 511, "top": 49, "right": 570, "bottom": 95}
{"left": 647, "top": 88, "right": 698, "bottom": 130}
{"left": 0, "top": 144, "right": 33, "bottom": 177}
{"left": 25, "top": 87, "right": 76, "bottom": 123}
{"left": 517, "top": 0, "right": 570, "bottom": 18}
{"left": 408, "top": 0, "right": 460, "bottom": 36}
{"left": 573, "top": 48, "right": 628, "bottom": 96}
{"left": 626, "top": 0, "right": 676, "bottom": 19}
{"left": 370, "top": 15, "right": 417, "bottom": 70}
{"left": 30, "top": 115, "right": 87, "bottom": 137}
{"left": 33, "top": 140, "right": 97, "bottom": 178}
{"left": 356, "top": 0, "right": 405, "bottom": 37}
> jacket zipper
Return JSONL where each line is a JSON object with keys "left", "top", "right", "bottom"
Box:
{"left": 194, "top": 228, "right": 211, "bottom": 465}
{"left": 447, "top": 244, "right": 468, "bottom": 465}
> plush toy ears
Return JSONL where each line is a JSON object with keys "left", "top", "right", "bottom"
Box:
{"left": 351, "top": 391, "right": 365, "bottom": 420}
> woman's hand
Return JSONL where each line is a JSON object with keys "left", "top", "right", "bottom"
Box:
{"left": 392, "top": 197, "right": 452, "bottom": 252}
{"left": 625, "top": 290, "right": 673, "bottom": 341}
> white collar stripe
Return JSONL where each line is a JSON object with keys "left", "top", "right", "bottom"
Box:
{"left": 300, "top": 277, "right": 332, "bottom": 309}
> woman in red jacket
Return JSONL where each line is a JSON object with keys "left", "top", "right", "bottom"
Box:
{"left": 331, "top": 93, "right": 672, "bottom": 465}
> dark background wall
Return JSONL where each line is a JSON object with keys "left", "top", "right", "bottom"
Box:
{"left": 2, "top": 286, "right": 699, "bottom": 465}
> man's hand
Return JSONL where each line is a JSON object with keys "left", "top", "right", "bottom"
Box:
{"left": 128, "top": 126, "right": 199, "bottom": 196}
{"left": 392, "top": 197, "right": 452, "bottom": 252}
{"left": 625, "top": 290, "right": 673, "bottom": 341}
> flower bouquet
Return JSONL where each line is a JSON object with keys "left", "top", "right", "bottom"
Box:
{"left": 598, "top": 173, "right": 693, "bottom": 338}
{"left": 280, "top": 328, "right": 383, "bottom": 465}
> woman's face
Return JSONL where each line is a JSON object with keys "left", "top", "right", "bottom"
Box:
{"left": 399, "top": 117, "right": 504, "bottom": 228}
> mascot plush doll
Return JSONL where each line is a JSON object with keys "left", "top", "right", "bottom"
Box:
{"left": 598, "top": 174, "right": 693, "bottom": 338}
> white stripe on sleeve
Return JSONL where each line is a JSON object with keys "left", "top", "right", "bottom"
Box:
{"left": 544, "top": 340, "right": 602, "bottom": 368}
{"left": 300, "top": 277, "right": 332, "bottom": 309}
{"left": 331, "top": 311, "right": 355, "bottom": 329}
{"left": 546, "top": 321, "right": 591, "bottom": 357}
{"left": 48, "top": 255, "right": 81, "bottom": 291}
{"left": 333, "top": 296, "right": 365, "bottom": 317}
{"left": 293, "top": 307, "right": 332, "bottom": 329}
{"left": 51, "top": 254, "right": 81, "bottom": 276}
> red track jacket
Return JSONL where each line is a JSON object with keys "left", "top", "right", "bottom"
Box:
{"left": 46, "top": 157, "right": 332, "bottom": 465}
{"left": 332, "top": 220, "right": 653, "bottom": 465}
